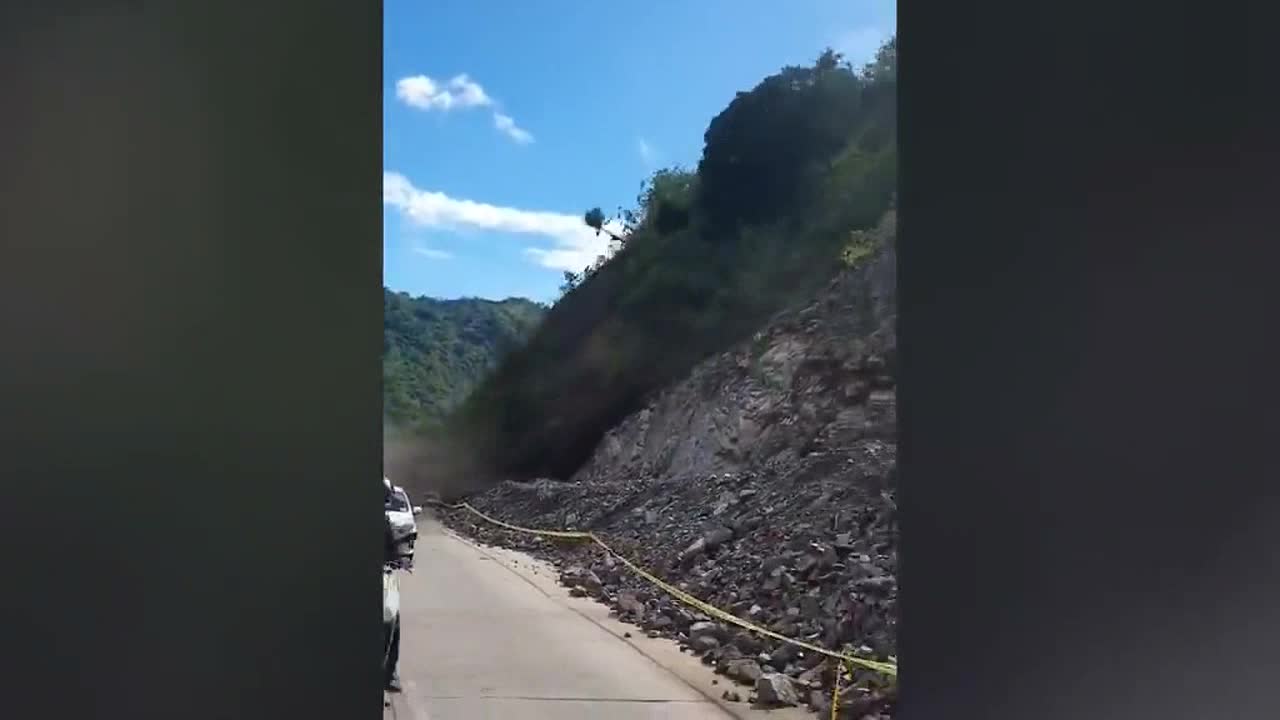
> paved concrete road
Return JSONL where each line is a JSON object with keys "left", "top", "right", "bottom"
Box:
{"left": 384, "top": 517, "right": 789, "bottom": 720}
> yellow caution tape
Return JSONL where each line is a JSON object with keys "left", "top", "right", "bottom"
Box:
{"left": 831, "top": 659, "right": 842, "bottom": 720}
{"left": 435, "top": 499, "right": 898, "bottom": 682}
{"left": 449, "top": 501, "right": 596, "bottom": 540}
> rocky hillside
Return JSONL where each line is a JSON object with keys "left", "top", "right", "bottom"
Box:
{"left": 438, "top": 211, "right": 897, "bottom": 719}
{"left": 446, "top": 41, "right": 897, "bottom": 483}
{"left": 383, "top": 290, "right": 544, "bottom": 431}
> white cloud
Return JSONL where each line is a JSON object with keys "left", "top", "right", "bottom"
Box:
{"left": 384, "top": 171, "right": 622, "bottom": 272}
{"left": 835, "top": 26, "right": 891, "bottom": 66}
{"left": 395, "top": 73, "right": 491, "bottom": 111}
{"left": 521, "top": 246, "right": 600, "bottom": 272}
{"left": 395, "top": 73, "right": 533, "bottom": 145}
{"left": 412, "top": 247, "right": 453, "bottom": 260}
{"left": 638, "top": 137, "right": 657, "bottom": 168}
{"left": 447, "top": 74, "right": 491, "bottom": 108}
{"left": 493, "top": 113, "right": 534, "bottom": 144}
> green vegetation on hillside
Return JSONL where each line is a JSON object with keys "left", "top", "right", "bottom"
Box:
{"left": 383, "top": 290, "right": 545, "bottom": 432}
{"left": 445, "top": 39, "right": 897, "bottom": 483}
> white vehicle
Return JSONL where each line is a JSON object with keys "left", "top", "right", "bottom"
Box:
{"left": 383, "top": 565, "right": 401, "bottom": 623}
{"left": 382, "top": 555, "right": 403, "bottom": 698}
{"left": 384, "top": 476, "right": 421, "bottom": 564}
{"left": 383, "top": 476, "right": 419, "bottom": 696}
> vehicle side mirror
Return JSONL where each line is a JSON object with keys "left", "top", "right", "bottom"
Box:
{"left": 413, "top": 505, "right": 423, "bottom": 516}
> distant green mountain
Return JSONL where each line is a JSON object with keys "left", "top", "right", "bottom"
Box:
{"left": 383, "top": 290, "right": 545, "bottom": 431}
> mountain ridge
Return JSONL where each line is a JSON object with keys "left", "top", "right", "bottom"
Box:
{"left": 383, "top": 289, "right": 545, "bottom": 432}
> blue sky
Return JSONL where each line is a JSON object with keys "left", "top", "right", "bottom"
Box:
{"left": 383, "top": 0, "right": 896, "bottom": 303}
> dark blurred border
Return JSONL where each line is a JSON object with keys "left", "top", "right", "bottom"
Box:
{"left": 2, "top": 0, "right": 1277, "bottom": 719}
{"left": 0, "top": 1, "right": 383, "bottom": 718}
{"left": 898, "top": 1, "right": 1277, "bottom": 718}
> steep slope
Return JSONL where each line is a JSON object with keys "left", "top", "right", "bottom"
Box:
{"left": 441, "top": 211, "right": 897, "bottom": 718}
{"left": 383, "top": 290, "right": 544, "bottom": 431}
{"left": 448, "top": 41, "right": 898, "bottom": 485}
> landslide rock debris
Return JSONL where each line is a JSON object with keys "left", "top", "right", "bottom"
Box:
{"left": 439, "top": 217, "right": 898, "bottom": 719}
{"left": 757, "top": 673, "right": 801, "bottom": 707}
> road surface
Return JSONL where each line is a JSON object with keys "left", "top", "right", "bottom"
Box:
{"left": 385, "top": 516, "right": 811, "bottom": 720}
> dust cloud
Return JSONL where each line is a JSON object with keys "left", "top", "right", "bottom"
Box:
{"left": 382, "top": 427, "right": 493, "bottom": 503}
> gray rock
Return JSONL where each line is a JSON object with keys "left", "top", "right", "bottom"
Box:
{"left": 835, "top": 687, "right": 880, "bottom": 718}
{"left": 797, "top": 659, "right": 831, "bottom": 687}
{"left": 795, "top": 554, "right": 818, "bottom": 574}
{"left": 692, "top": 635, "right": 720, "bottom": 653}
{"left": 771, "top": 618, "right": 799, "bottom": 637}
{"left": 731, "top": 630, "right": 764, "bottom": 655}
{"left": 761, "top": 556, "right": 791, "bottom": 574}
{"left": 769, "top": 642, "right": 800, "bottom": 668}
{"left": 712, "top": 491, "right": 738, "bottom": 516}
{"left": 857, "top": 575, "right": 896, "bottom": 595}
{"left": 688, "top": 621, "right": 725, "bottom": 642}
{"left": 703, "top": 527, "right": 735, "bottom": 551}
{"left": 617, "top": 592, "right": 645, "bottom": 616}
{"left": 755, "top": 673, "right": 800, "bottom": 706}
{"left": 809, "top": 689, "right": 831, "bottom": 714}
{"left": 560, "top": 565, "right": 587, "bottom": 584}
{"left": 724, "top": 659, "right": 764, "bottom": 685}
{"left": 680, "top": 537, "right": 707, "bottom": 559}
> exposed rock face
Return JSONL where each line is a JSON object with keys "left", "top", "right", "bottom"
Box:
{"left": 440, "top": 214, "right": 898, "bottom": 718}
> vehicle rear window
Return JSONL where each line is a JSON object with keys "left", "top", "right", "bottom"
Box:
{"left": 386, "top": 490, "right": 410, "bottom": 512}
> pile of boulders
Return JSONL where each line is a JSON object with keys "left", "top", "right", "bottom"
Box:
{"left": 437, "top": 230, "right": 898, "bottom": 718}
{"left": 438, "top": 440, "right": 897, "bottom": 719}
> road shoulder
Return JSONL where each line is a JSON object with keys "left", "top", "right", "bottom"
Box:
{"left": 439, "top": 524, "right": 813, "bottom": 720}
